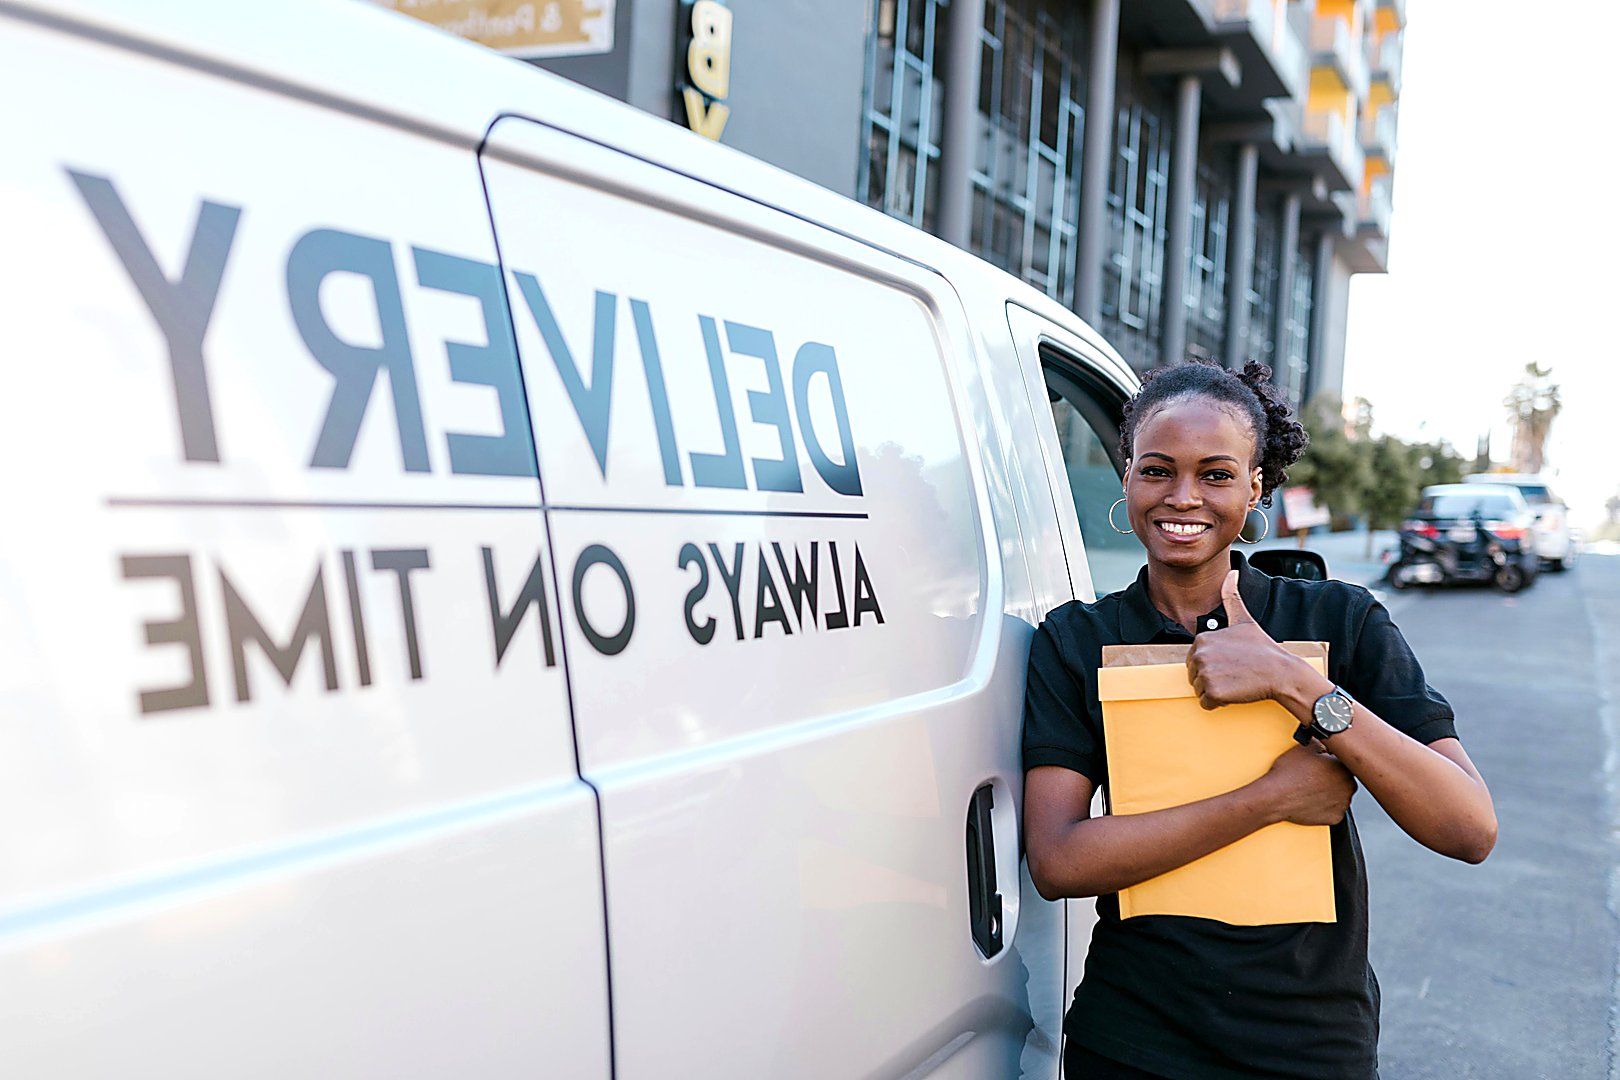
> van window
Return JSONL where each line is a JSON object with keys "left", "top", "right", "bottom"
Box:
{"left": 1418, "top": 492, "right": 1521, "bottom": 519}
{"left": 1511, "top": 484, "right": 1552, "bottom": 504}
{"left": 1041, "top": 348, "right": 1139, "bottom": 597}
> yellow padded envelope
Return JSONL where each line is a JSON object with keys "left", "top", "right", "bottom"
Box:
{"left": 1097, "top": 642, "right": 1335, "bottom": 926}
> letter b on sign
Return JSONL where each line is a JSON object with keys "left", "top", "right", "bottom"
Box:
{"left": 688, "top": 1, "right": 732, "bottom": 99}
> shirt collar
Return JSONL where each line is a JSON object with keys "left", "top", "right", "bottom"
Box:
{"left": 1117, "top": 549, "right": 1273, "bottom": 643}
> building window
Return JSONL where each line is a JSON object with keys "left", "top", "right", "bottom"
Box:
{"left": 1185, "top": 157, "right": 1230, "bottom": 363}
{"left": 969, "top": 0, "right": 1085, "bottom": 303}
{"left": 1279, "top": 239, "right": 1314, "bottom": 409}
{"left": 1247, "top": 200, "right": 1280, "bottom": 370}
{"left": 1099, "top": 86, "right": 1171, "bottom": 371}
{"left": 859, "top": 0, "right": 947, "bottom": 231}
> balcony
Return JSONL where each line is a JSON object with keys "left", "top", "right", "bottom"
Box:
{"left": 1358, "top": 177, "right": 1393, "bottom": 238}
{"left": 1210, "top": 0, "right": 1310, "bottom": 103}
{"left": 1310, "top": 14, "right": 1369, "bottom": 100}
{"left": 1368, "top": 32, "right": 1403, "bottom": 93}
{"left": 1359, "top": 106, "right": 1397, "bottom": 164}
{"left": 1272, "top": 9, "right": 1310, "bottom": 100}
{"left": 1299, "top": 106, "right": 1364, "bottom": 192}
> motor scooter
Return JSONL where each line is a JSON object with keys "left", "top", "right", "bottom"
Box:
{"left": 1386, "top": 512, "right": 1533, "bottom": 593}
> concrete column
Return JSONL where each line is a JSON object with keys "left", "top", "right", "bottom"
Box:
{"left": 1075, "top": 0, "right": 1119, "bottom": 325}
{"left": 1304, "top": 229, "right": 1334, "bottom": 402}
{"left": 936, "top": 0, "right": 986, "bottom": 248}
{"left": 1272, "top": 191, "right": 1301, "bottom": 369}
{"left": 1159, "top": 72, "right": 1202, "bottom": 368}
{"left": 1222, "top": 141, "right": 1259, "bottom": 370}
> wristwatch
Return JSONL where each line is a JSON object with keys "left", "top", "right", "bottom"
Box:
{"left": 1294, "top": 685, "right": 1355, "bottom": 745}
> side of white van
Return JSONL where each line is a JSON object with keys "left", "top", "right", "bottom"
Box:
{"left": 0, "top": 2, "right": 1141, "bottom": 1077}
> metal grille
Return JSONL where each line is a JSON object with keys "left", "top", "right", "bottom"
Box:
{"left": 1098, "top": 87, "right": 1171, "bottom": 370}
{"left": 1185, "top": 156, "right": 1231, "bottom": 363}
{"left": 1278, "top": 239, "right": 1314, "bottom": 409}
{"left": 1247, "top": 200, "right": 1279, "bottom": 369}
{"left": 969, "top": 0, "right": 1085, "bottom": 303}
{"left": 858, "top": 0, "right": 947, "bottom": 231}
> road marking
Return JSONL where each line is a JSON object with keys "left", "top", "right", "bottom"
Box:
{"left": 1582, "top": 576, "right": 1620, "bottom": 1080}
{"left": 1418, "top": 975, "right": 1431, "bottom": 1000}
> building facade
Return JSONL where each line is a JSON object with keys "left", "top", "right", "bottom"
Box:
{"left": 407, "top": 0, "right": 1406, "bottom": 406}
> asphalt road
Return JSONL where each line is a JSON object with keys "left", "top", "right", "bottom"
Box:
{"left": 1357, "top": 550, "right": 1620, "bottom": 1079}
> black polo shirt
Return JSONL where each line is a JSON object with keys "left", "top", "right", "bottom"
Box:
{"left": 1023, "top": 551, "right": 1457, "bottom": 1080}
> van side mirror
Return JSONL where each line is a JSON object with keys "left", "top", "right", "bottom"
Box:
{"left": 1247, "top": 549, "right": 1329, "bottom": 582}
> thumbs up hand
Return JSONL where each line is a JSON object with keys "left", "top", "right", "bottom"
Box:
{"left": 1188, "top": 570, "right": 1296, "bottom": 710}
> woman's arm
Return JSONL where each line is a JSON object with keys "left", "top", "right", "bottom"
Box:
{"left": 1024, "top": 745, "right": 1355, "bottom": 901}
{"left": 1190, "top": 570, "right": 1498, "bottom": 864}
{"left": 1272, "top": 668, "right": 1497, "bottom": 864}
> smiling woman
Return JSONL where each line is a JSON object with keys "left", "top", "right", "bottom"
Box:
{"left": 1021, "top": 358, "right": 1497, "bottom": 1080}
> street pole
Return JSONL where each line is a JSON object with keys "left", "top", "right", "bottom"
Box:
{"left": 935, "top": 0, "right": 986, "bottom": 250}
{"left": 1223, "top": 141, "right": 1259, "bottom": 370}
{"left": 1075, "top": 0, "right": 1119, "bottom": 326}
{"left": 1160, "top": 72, "right": 1201, "bottom": 368}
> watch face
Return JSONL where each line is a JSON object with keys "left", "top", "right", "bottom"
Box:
{"left": 1314, "top": 691, "right": 1354, "bottom": 735}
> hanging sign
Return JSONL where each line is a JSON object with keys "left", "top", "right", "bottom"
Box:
{"left": 1280, "top": 486, "right": 1332, "bottom": 531}
{"left": 373, "top": 0, "right": 615, "bottom": 59}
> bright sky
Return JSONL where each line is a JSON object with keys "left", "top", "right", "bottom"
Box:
{"left": 1341, "top": 1, "right": 1619, "bottom": 529}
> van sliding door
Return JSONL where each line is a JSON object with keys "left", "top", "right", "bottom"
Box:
{"left": 481, "top": 115, "right": 1054, "bottom": 1078}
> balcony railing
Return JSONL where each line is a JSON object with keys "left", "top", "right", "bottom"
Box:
{"left": 1368, "top": 32, "right": 1403, "bottom": 91}
{"left": 1213, "top": 0, "right": 1273, "bottom": 36}
{"left": 1302, "top": 106, "right": 1364, "bottom": 190}
{"left": 1359, "top": 178, "right": 1393, "bottom": 237}
{"left": 1272, "top": 9, "right": 1310, "bottom": 99}
{"left": 1310, "top": 14, "right": 1369, "bottom": 99}
{"left": 1359, "top": 106, "right": 1398, "bottom": 163}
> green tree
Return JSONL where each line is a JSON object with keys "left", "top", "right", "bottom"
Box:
{"left": 1361, "top": 435, "right": 1422, "bottom": 556}
{"left": 1411, "top": 439, "right": 1465, "bottom": 489}
{"left": 1289, "top": 394, "right": 1371, "bottom": 531}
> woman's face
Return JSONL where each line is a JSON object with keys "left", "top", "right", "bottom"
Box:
{"left": 1123, "top": 397, "right": 1264, "bottom": 571}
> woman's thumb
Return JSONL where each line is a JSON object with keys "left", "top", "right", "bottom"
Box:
{"left": 1222, "top": 569, "right": 1256, "bottom": 625}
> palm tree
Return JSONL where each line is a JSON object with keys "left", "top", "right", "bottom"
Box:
{"left": 1504, "top": 363, "right": 1561, "bottom": 474}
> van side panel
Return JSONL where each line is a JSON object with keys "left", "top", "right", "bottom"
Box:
{"left": 483, "top": 118, "right": 1057, "bottom": 1077}
{"left": 0, "top": 22, "right": 610, "bottom": 1077}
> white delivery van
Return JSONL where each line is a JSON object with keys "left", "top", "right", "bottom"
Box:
{"left": 0, "top": 2, "right": 1142, "bottom": 1076}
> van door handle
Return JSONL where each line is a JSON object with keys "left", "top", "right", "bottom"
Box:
{"left": 965, "top": 784, "right": 1003, "bottom": 957}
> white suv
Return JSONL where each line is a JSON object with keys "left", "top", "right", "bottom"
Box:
{"left": 1462, "top": 473, "right": 1576, "bottom": 570}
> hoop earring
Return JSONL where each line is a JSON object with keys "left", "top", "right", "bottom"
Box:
{"left": 1108, "top": 497, "right": 1134, "bottom": 535}
{"left": 1237, "top": 505, "right": 1270, "bottom": 544}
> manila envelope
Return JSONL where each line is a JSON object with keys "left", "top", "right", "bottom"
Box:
{"left": 1096, "top": 642, "right": 1335, "bottom": 926}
